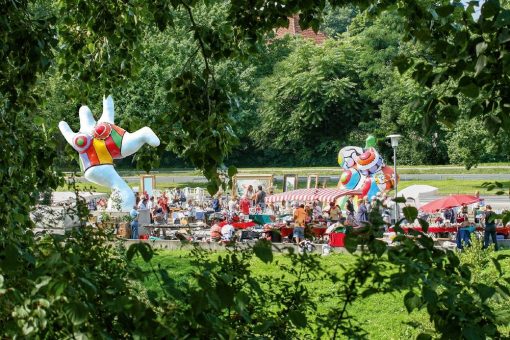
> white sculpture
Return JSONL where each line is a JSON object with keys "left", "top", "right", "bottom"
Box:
{"left": 59, "top": 96, "right": 160, "bottom": 211}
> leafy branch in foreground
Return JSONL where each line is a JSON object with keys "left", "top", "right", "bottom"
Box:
{"left": 482, "top": 181, "right": 510, "bottom": 225}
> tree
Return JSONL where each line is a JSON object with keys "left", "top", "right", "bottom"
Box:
{"left": 252, "top": 39, "right": 371, "bottom": 165}
{"left": 321, "top": 4, "right": 359, "bottom": 37}
{"left": 2, "top": 0, "right": 510, "bottom": 338}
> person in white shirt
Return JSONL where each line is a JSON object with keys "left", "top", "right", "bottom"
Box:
{"left": 137, "top": 197, "right": 148, "bottom": 210}
{"left": 228, "top": 196, "right": 238, "bottom": 212}
{"left": 221, "top": 224, "right": 236, "bottom": 242}
{"left": 147, "top": 196, "right": 155, "bottom": 210}
{"left": 312, "top": 200, "right": 322, "bottom": 220}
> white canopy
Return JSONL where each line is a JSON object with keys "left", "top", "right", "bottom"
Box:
{"left": 397, "top": 185, "right": 438, "bottom": 208}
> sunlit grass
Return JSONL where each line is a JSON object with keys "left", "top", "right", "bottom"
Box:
{"left": 134, "top": 249, "right": 510, "bottom": 339}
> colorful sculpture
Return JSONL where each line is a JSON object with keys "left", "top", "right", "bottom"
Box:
{"left": 59, "top": 96, "right": 160, "bottom": 211}
{"left": 337, "top": 136, "right": 396, "bottom": 199}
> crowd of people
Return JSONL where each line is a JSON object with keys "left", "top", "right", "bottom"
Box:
{"left": 428, "top": 204, "right": 500, "bottom": 251}
{"left": 89, "top": 185, "right": 502, "bottom": 250}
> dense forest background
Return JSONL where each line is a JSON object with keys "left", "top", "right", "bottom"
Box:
{"left": 40, "top": 4, "right": 510, "bottom": 170}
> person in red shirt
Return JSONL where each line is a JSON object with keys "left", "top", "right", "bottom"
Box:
{"left": 239, "top": 198, "right": 250, "bottom": 215}
{"left": 210, "top": 218, "right": 223, "bottom": 242}
{"left": 158, "top": 193, "right": 169, "bottom": 223}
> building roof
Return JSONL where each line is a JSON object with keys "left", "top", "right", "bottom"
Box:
{"left": 275, "top": 14, "right": 327, "bottom": 44}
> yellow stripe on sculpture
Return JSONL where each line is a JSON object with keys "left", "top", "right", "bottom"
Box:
{"left": 93, "top": 138, "right": 113, "bottom": 164}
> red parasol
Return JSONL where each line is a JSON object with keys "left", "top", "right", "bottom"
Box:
{"left": 419, "top": 194, "right": 482, "bottom": 213}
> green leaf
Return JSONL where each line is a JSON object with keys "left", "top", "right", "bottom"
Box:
{"left": 227, "top": 165, "right": 237, "bottom": 178}
{"left": 393, "top": 196, "right": 407, "bottom": 204}
{"left": 481, "top": 0, "right": 501, "bottom": 18}
{"left": 418, "top": 218, "right": 429, "bottom": 233}
{"left": 64, "top": 302, "right": 88, "bottom": 325}
{"left": 253, "top": 239, "right": 273, "bottom": 263}
{"left": 422, "top": 286, "right": 437, "bottom": 304}
{"left": 502, "top": 212, "right": 510, "bottom": 226}
{"left": 498, "top": 28, "right": 510, "bottom": 43}
{"left": 78, "top": 277, "right": 97, "bottom": 295}
{"left": 289, "top": 310, "right": 307, "bottom": 328}
{"left": 207, "top": 181, "right": 219, "bottom": 196}
{"left": 402, "top": 206, "right": 418, "bottom": 222}
{"left": 476, "top": 42, "right": 488, "bottom": 56}
{"left": 138, "top": 243, "right": 154, "bottom": 262}
{"left": 393, "top": 54, "right": 412, "bottom": 74}
{"left": 436, "top": 5, "right": 455, "bottom": 17}
{"left": 417, "top": 333, "right": 432, "bottom": 340}
{"left": 475, "top": 55, "right": 488, "bottom": 76}
{"left": 460, "top": 82, "right": 479, "bottom": 98}
{"left": 462, "top": 324, "right": 485, "bottom": 340}
{"left": 126, "top": 243, "right": 153, "bottom": 262}
{"left": 476, "top": 283, "right": 496, "bottom": 301}
{"left": 254, "top": 320, "right": 274, "bottom": 333}
{"left": 372, "top": 239, "right": 387, "bottom": 257}
{"left": 126, "top": 243, "right": 137, "bottom": 261}
{"left": 492, "top": 258, "right": 502, "bottom": 276}
{"left": 403, "top": 291, "right": 421, "bottom": 312}
{"left": 496, "top": 9, "right": 510, "bottom": 27}
{"left": 344, "top": 233, "right": 358, "bottom": 253}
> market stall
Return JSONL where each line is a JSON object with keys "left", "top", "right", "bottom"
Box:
{"left": 419, "top": 194, "right": 482, "bottom": 213}
{"left": 265, "top": 188, "right": 362, "bottom": 203}
{"left": 388, "top": 225, "right": 510, "bottom": 237}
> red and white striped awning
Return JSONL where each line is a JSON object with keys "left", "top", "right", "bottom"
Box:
{"left": 265, "top": 188, "right": 362, "bottom": 203}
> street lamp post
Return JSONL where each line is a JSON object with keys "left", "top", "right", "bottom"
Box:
{"left": 387, "top": 134, "right": 401, "bottom": 224}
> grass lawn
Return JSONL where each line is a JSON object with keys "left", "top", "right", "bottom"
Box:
{"left": 134, "top": 249, "right": 510, "bottom": 339}
{"left": 57, "top": 177, "right": 506, "bottom": 196}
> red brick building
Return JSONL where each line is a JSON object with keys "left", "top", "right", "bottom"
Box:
{"left": 275, "top": 14, "right": 327, "bottom": 44}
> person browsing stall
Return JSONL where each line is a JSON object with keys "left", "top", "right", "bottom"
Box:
{"left": 356, "top": 198, "right": 369, "bottom": 224}
{"left": 210, "top": 220, "right": 222, "bottom": 242}
{"left": 239, "top": 197, "right": 250, "bottom": 215}
{"left": 221, "top": 223, "right": 236, "bottom": 242}
{"left": 255, "top": 185, "right": 266, "bottom": 210}
{"left": 158, "top": 194, "right": 169, "bottom": 223}
{"left": 173, "top": 188, "right": 186, "bottom": 204}
{"left": 244, "top": 185, "right": 255, "bottom": 205}
{"left": 483, "top": 205, "right": 499, "bottom": 251}
{"left": 293, "top": 204, "right": 307, "bottom": 244}
{"left": 212, "top": 193, "right": 222, "bottom": 212}
{"left": 129, "top": 205, "right": 139, "bottom": 239}
{"left": 328, "top": 202, "right": 340, "bottom": 222}
{"left": 346, "top": 196, "right": 355, "bottom": 218}
{"left": 137, "top": 196, "right": 148, "bottom": 210}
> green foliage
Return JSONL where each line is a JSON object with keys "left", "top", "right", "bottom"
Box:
{"left": 4, "top": 0, "right": 510, "bottom": 338}
{"left": 252, "top": 39, "right": 369, "bottom": 165}
{"left": 389, "top": 0, "right": 510, "bottom": 136}
{"left": 321, "top": 4, "right": 359, "bottom": 37}
{"left": 446, "top": 118, "right": 499, "bottom": 169}
{"left": 136, "top": 244, "right": 324, "bottom": 338}
{"left": 1, "top": 227, "right": 161, "bottom": 338}
{"left": 385, "top": 213, "right": 506, "bottom": 338}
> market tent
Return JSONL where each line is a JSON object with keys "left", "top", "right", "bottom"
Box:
{"left": 397, "top": 185, "right": 438, "bottom": 208}
{"left": 265, "top": 188, "right": 362, "bottom": 203}
{"left": 419, "top": 194, "right": 482, "bottom": 213}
